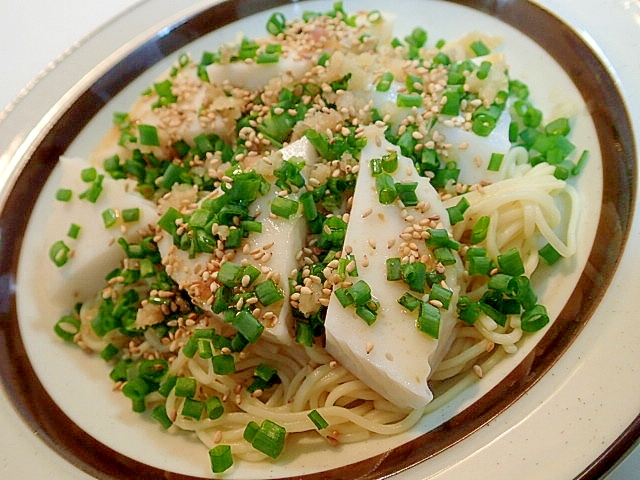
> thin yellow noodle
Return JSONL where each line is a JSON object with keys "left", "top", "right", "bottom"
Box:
{"left": 436, "top": 339, "right": 491, "bottom": 372}
{"left": 324, "top": 380, "right": 379, "bottom": 407}
{"left": 291, "top": 364, "right": 340, "bottom": 411}
{"left": 285, "top": 364, "right": 313, "bottom": 402}
{"left": 534, "top": 184, "right": 579, "bottom": 257}
{"left": 306, "top": 368, "right": 353, "bottom": 409}
{"left": 475, "top": 322, "right": 523, "bottom": 346}
{"left": 523, "top": 202, "right": 537, "bottom": 238}
{"left": 485, "top": 210, "right": 500, "bottom": 258}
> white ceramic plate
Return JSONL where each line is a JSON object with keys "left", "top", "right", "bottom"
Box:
{"left": 0, "top": 1, "right": 638, "bottom": 479}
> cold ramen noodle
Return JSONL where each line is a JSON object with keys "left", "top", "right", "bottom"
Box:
{"left": 47, "top": 3, "right": 583, "bottom": 475}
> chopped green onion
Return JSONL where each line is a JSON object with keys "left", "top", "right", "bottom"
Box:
{"left": 308, "top": 409, "right": 329, "bottom": 430}
{"left": 572, "top": 150, "right": 589, "bottom": 176}
{"left": 109, "top": 359, "right": 131, "bottom": 383}
{"left": 509, "top": 121, "right": 519, "bottom": 142}
{"left": 405, "top": 74, "right": 423, "bottom": 93}
{"left": 441, "top": 89, "right": 462, "bottom": 116}
{"left": 266, "top": 12, "right": 286, "bottom": 35}
{"left": 367, "top": 9, "right": 382, "bottom": 23}
{"left": 470, "top": 216, "right": 490, "bottom": 244}
{"left": 256, "top": 52, "right": 280, "bottom": 64}
{"left": 487, "top": 152, "right": 504, "bottom": 172}
{"left": 138, "top": 124, "right": 160, "bottom": 146}
{"left": 158, "top": 375, "right": 177, "bottom": 397}
{"left": 198, "top": 339, "right": 213, "bottom": 359}
{"left": 433, "top": 246, "right": 457, "bottom": 266}
{"left": 254, "top": 279, "right": 284, "bottom": 306}
{"left": 467, "top": 254, "right": 492, "bottom": 276}
{"left": 470, "top": 40, "right": 490, "bottom": 56}
{"left": 212, "top": 354, "right": 236, "bottom": 375}
{"left": 181, "top": 398, "right": 205, "bottom": 419}
{"left": 245, "top": 419, "right": 287, "bottom": 459}
{"left": 317, "top": 52, "right": 331, "bottom": 66}
{"left": 429, "top": 284, "right": 453, "bottom": 309}
{"left": 402, "top": 261, "right": 426, "bottom": 293}
{"left": 417, "top": 301, "right": 441, "bottom": 338}
{"left": 376, "top": 71, "right": 394, "bottom": 92}
{"left": 254, "top": 363, "right": 277, "bottom": 383}
{"left": 521, "top": 304, "right": 550, "bottom": 332}
{"left": 539, "top": 243, "right": 562, "bottom": 265}
{"left": 375, "top": 173, "right": 397, "bottom": 204}
{"left": 206, "top": 396, "right": 224, "bottom": 420}
{"left": 508, "top": 276, "right": 538, "bottom": 310}
{"left": 175, "top": 376, "right": 197, "bottom": 398}
{"left": 426, "top": 228, "right": 460, "bottom": 250}
{"left": 270, "top": 196, "right": 299, "bottom": 219}
{"left": 476, "top": 60, "right": 492, "bottom": 80}
{"left": 122, "top": 378, "right": 149, "bottom": 412}
{"left": 122, "top": 208, "right": 140, "bottom": 222}
{"left": 151, "top": 404, "right": 173, "bottom": 429}
{"left": 81, "top": 167, "right": 97, "bottom": 182}
{"left": 431, "top": 164, "right": 460, "bottom": 188}
{"left": 49, "top": 240, "right": 71, "bottom": 267}
{"left": 405, "top": 26, "right": 427, "bottom": 48}
{"left": 479, "top": 301, "right": 507, "bottom": 327}
{"left": 382, "top": 151, "right": 398, "bottom": 173}
{"left": 157, "top": 206, "right": 182, "bottom": 237}
{"left": 488, "top": 273, "right": 512, "bottom": 292}
{"left": 398, "top": 292, "right": 421, "bottom": 311}
{"left": 182, "top": 335, "right": 199, "bottom": 358}
{"left": 209, "top": 445, "right": 233, "bottom": 474}
{"left": 333, "top": 287, "right": 354, "bottom": 307}
{"left": 78, "top": 174, "right": 104, "bottom": 203}
{"left": 295, "top": 321, "right": 314, "bottom": 347}
{"left": 356, "top": 303, "right": 378, "bottom": 325}
{"left": 101, "top": 208, "right": 118, "bottom": 228}
{"left": 545, "top": 117, "right": 571, "bottom": 136}
{"left": 509, "top": 79, "right": 530, "bottom": 99}
{"left": 230, "top": 333, "right": 248, "bottom": 352}
{"left": 370, "top": 157, "right": 383, "bottom": 176}
{"left": 152, "top": 79, "right": 178, "bottom": 108}
{"left": 457, "top": 296, "right": 481, "bottom": 325}
{"left": 396, "top": 181, "right": 418, "bottom": 207}
{"left": 386, "top": 257, "right": 402, "bottom": 281}
{"left": 99, "top": 343, "right": 119, "bottom": 362}
{"left": 347, "top": 280, "right": 372, "bottom": 306}
{"left": 497, "top": 247, "right": 525, "bottom": 276}
{"left": 243, "top": 421, "right": 260, "bottom": 442}
{"left": 397, "top": 93, "right": 423, "bottom": 108}
{"left": 446, "top": 197, "right": 470, "bottom": 225}
{"left": 54, "top": 314, "right": 81, "bottom": 342}
{"left": 433, "top": 51, "right": 450, "bottom": 65}
{"left": 217, "top": 261, "right": 244, "bottom": 287}
{"left": 231, "top": 310, "right": 264, "bottom": 343}
{"left": 67, "top": 223, "right": 81, "bottom": 239}
{"left": 300, "top": 191, "right": 318, "bottom": 221}
{"left": 553, "top": 161, "right": 573, "bottom": 180}
{"left": 55, "top": 188, "right": 72, "bottom": 201}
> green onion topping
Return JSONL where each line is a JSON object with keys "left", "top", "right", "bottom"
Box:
{"left": 209, "top": 445, "right": 233, "bottom": 474}
{"left": 308, "top": 409, "right": 329, "bottom": 430}
{"left": 49, "top": 240, "right": 71, "bottom": 267}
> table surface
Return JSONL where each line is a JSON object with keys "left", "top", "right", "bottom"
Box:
{"left": 0, "top": 1, "right": 637, "bottom": 479}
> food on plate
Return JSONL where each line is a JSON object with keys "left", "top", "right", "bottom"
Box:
{"left": 47, "top": 2, "right": 583, "bottom": 474}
